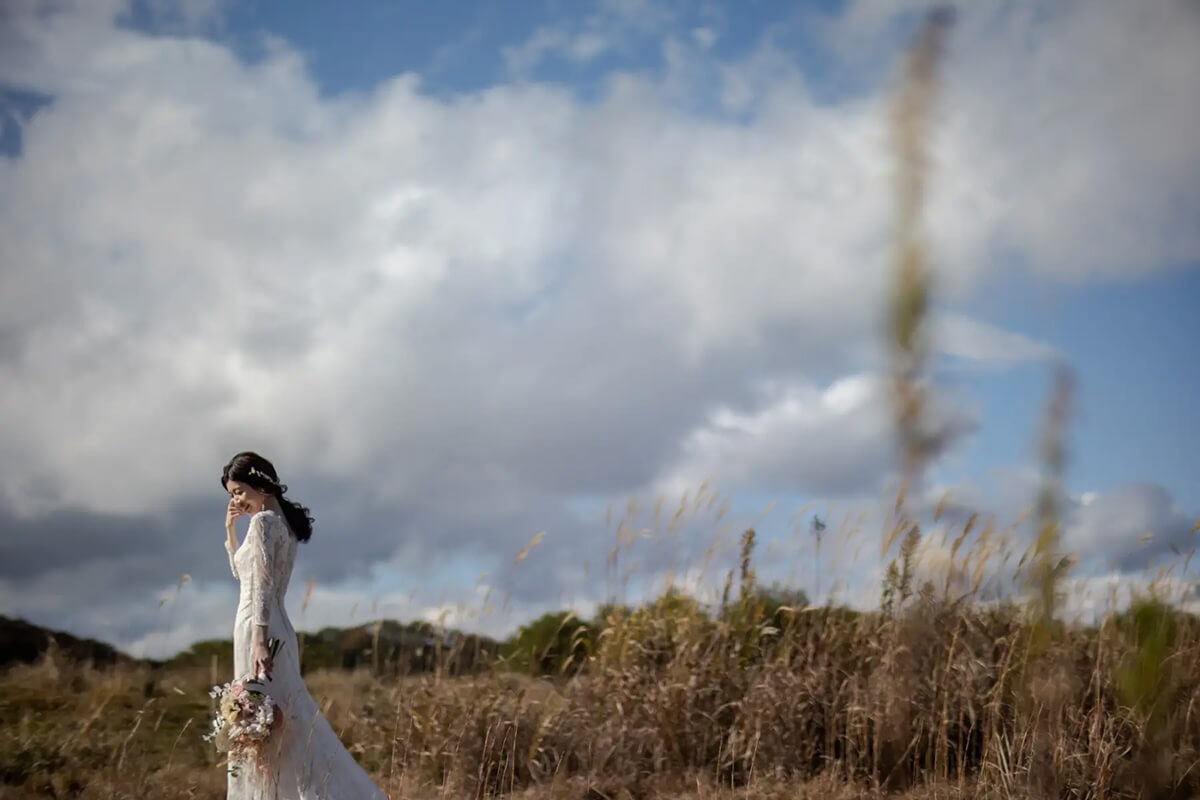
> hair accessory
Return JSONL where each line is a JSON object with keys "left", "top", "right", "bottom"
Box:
{"left": 248, "top": 467, "right": 279, "bottom": 487}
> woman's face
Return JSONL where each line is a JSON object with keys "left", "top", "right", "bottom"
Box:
{"left": 226, "top": 479, "right": 269, "bottom": 516}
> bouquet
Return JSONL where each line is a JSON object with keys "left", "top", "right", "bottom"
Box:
{"left": 204, "top": 637, "right": 285, "bottom": 775}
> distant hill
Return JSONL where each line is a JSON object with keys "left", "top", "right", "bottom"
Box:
{"left": 160, "top": 618, "right": 502, "bottom": 676}
{"left": 0, "top": 615, "right": 137, "bottom": 670}
{"left": 2, "top": 614, "right": 502, "bottom": 677}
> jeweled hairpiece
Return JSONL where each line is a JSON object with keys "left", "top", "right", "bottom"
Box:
{"left": 248, "top": 467, "right": 277, "bottom": 485}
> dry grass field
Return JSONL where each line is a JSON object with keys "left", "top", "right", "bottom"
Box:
{"left": 3, "top": 565, "right": 1200, "bottom": 800}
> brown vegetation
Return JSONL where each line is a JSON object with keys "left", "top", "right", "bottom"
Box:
{"left": 3, "top": 566, "right": 1200, "bottom": 799}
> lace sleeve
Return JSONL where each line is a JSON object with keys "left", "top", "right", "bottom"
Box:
{"left": 247, "top": 513, "right": 276, "bottom": 627}
{"left": 224, "top": 539, "right": 239, "bottom": 580}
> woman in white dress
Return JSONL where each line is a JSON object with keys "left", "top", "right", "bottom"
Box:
{"left": 222, "top": 451, "right": 389, "bottom": 800}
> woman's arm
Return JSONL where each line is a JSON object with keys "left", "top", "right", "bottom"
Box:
{"left": 246, "top": 513, "right": 277, "bottom": 677}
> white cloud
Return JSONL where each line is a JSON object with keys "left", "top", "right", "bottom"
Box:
{"left": 811, "top": 0, "right": 1200, "bottom": 285}
{"left": 691, "top": 26, "right": 717, "bottom": 50}
{"left": 1059, "top": 573, "right": 1200, "bottom": 625}
{"left": 931, "top": 0, "right": 1200, "bottom": 282}
{"left": 502, "top": 0, "right": 677, "bottom": 77}
{"left": 654, "top": 371, "right": 982, "bottom": 502}
{"left": 932, "top": 313, "right": 1059, "bottom": 367}
{"left": 656, "top": 375, "right": 886, "bottom": 498}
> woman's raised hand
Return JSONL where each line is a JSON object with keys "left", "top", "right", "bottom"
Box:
{"left": 226, "top": 497, "right": 246, "bottom": 531}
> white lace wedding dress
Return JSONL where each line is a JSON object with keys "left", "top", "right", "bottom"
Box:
{"left": 225, "top": 509, "right": 389, "bottom": 800}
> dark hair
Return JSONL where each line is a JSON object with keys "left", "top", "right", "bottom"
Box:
{"left": 221, "top": 451, "right": 314, "bottom": 543}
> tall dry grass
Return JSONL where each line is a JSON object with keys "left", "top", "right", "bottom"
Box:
{"left": 5, "top": 561, "right": 1200, "bottom": 799}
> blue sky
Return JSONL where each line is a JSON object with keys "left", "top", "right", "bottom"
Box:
{"left": 190, "top": 1, "right": 826, "bottom": 97}
{"left": 1, "top": 0, "right": 1197, "bottom": 654}
{"left": 957, "top": 266, "right": 1200, "bottom": 504}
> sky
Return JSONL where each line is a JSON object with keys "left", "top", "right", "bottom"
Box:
{"left": 1, "top": 0, "right": 1198, "bottom": 658}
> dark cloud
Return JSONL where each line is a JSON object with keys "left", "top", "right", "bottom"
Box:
{"left": 1066, "top": 484, "right": 1197, "bottom": 573}
{"left": 0, "top": 498, "right": 214, "bottom": 584}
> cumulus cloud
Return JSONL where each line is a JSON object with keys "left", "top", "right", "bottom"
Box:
{"left": 818, "top": 0, "right": 1200, "bottom": 282}
{"left": 653, "top": 372, "right": 977, "bottom": 500}
{"left": 0, "top": 0, "right": 1196, "bottom": 651}
{"left": 935, "top": 0, "right": 1200, "bottom": 283}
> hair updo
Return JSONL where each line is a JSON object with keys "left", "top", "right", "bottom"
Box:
{"left": 221, "top": 451, "right": 314, "bottom": 543}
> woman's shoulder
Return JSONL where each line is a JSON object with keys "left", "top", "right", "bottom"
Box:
{"left": 250, "top": 509, "right": 284, "bottom": 530}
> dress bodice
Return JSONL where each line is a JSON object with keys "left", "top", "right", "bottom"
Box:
{"left": 225, "top": 510, "right": 297, "bottom": 625}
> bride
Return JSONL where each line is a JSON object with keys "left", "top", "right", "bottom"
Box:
{"left": 222, "top": 451, "right": 389, "bottom": 799}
